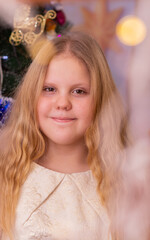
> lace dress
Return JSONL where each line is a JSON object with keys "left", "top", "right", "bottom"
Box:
{"left": 2, "top": 163, "right": 111, "bottom": 240}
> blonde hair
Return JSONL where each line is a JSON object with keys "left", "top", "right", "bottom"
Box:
{"left": 0, "top": 32, "right": 128, "bottom": 239}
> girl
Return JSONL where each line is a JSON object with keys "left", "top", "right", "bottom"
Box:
{"left": 0, "top": 32, "right": 128, "bottom": 240}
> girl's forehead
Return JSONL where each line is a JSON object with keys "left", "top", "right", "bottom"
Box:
{"left": 44, "top": 54, "right": 91, "bottom": 85}
{"left": 48, "top": 53, "right": 85, "bottom": 67}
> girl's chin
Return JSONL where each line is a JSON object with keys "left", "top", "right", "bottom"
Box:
{"left": 45, "top": 137, "right": 85, "bottom": 147}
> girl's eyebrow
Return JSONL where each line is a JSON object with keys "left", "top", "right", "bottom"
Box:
{"left": 70, "top": 83, "right": 90, "bottom": 87}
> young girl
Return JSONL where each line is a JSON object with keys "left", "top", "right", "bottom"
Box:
{"left": 0, "top": 32, "right": 127, "bottom": 240}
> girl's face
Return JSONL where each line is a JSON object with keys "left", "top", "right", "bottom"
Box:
{"left": 37, "top": 54, "right": 94, "bottom": 146}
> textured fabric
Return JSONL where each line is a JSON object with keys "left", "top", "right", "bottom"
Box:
{"left": 2, "top": 163, "right": 111, "bottom": 240}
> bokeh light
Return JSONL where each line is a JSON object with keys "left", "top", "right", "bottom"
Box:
{"left": 116, "top": 15, "right": 147, "bottom": 46}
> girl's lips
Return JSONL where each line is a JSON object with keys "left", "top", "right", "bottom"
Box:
{"left": 51, "top": 117, "right": 76, "bottom": 123}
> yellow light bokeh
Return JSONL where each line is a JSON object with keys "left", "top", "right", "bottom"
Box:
{"left": 116, "top": 15, "right": 147, "bottom": 46}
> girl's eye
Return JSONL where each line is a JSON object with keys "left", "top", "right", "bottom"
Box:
{"left": 73, "top": 89, "right": 86, "bottom": 94}
{"left": 43, "top": 87, "right": 56, "bottom": 92}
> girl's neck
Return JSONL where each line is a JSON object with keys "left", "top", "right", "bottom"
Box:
{"left": 36, "top": 140, "right": 90, "bottom": 174}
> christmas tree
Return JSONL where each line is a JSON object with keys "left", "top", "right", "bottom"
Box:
{"left": 0, "top": 3, "right": 72, "bottom": 97}
{"left": 0, "top": 2, "right": 72, "bottom": 127}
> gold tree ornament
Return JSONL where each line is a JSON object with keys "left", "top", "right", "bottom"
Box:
{"left": 9, "top": 29, "right": 24, "bottom": 46}
{"left": 74, "top": 0, "right": 123, "bottom": 52}
{"left": 9, "top": 4, "right": 57, "bottom": 46}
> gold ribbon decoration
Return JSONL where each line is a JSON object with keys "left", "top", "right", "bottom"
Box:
{"left": 9, "top": 4, "right": 57, "bottom": 46}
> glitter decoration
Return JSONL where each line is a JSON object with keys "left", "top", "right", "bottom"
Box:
{"left": 0, "top": 96, "right": 13, "bottom": 128}
{"left": 0, "top": 57, "right": 13, "bottom": 128}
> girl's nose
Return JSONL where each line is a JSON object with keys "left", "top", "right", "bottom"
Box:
{"left": 55, "top": 95, "right": 72, "bottom": 111}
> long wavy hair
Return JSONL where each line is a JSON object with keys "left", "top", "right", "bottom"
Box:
{"left": 0, "top": 32, "right": 128, "bottom": 239}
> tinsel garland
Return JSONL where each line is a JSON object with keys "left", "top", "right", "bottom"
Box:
{"left": 0, "top": 96, "right": 13, "bottom": 128}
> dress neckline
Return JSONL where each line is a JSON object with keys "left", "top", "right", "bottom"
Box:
{"left": 33, "top": 162, "right": 92, "bottom": 176}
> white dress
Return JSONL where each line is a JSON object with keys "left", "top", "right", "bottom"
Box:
{"left": 2, "top": 163, "right": 111, "bottom": 240}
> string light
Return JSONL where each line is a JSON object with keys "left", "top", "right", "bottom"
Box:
{"left": 116, "top": 15, "right": 147, "bottom": 46}
{"left": 1, "top": 56, "right": 8, "bottom": 60}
